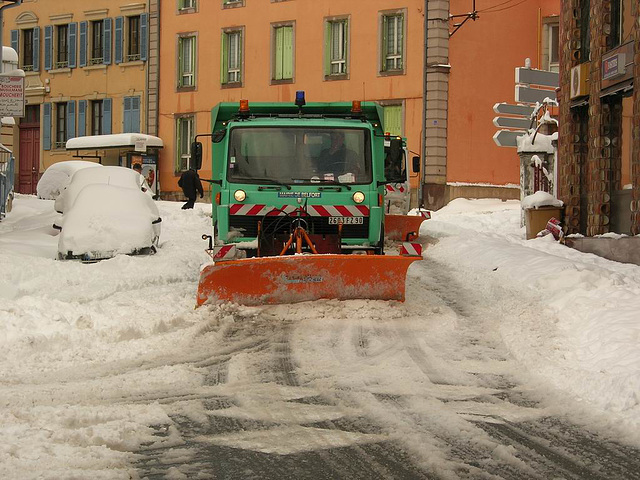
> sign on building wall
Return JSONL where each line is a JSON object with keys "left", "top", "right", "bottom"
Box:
{"left": 0, "top": 74, "right": 25, "bottom": 117}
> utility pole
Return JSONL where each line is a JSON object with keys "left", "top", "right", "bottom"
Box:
{"left": 422, "top": 0, "right": 451, "bottom": 210}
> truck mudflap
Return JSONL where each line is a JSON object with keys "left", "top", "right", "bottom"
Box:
{"left": 384, "top": 210, "right": 431, "bottom": 242}
{"left": 196, "top": 254, "right": 421, "bottom": 306}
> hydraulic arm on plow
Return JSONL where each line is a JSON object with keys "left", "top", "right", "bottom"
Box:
{"left": 193, "top": 93, "right": 424, "bottom": 306}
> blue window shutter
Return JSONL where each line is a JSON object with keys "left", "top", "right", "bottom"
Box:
{"left": 43, "top": 103, "right": 52, "bottom": 151}
{"left": 79, "top": 21, "right": 87, "bottom": 67}
{"left": 78, "top": 100, "right": 87, "bottom": 137}
{"left": 32, "top": 27, "right": 40, "bottom": 72}
{"left": 123, "top": 96, "right": 131, "bottom": 133}
{"left": 66, "top": 101, "right": 76, "bottom": 141}
{"left": 10, "top": 30, "right": 19, "bottom": 56}
{"left": 140, "top": 13, "right": 148, "bottom": 62}
{"left": 44, "top": 25, "right": 53, "bottom": 71}
{"left": 103, "top": 98, "right": 112, "bottom": 134}
{"left": 132, "top": 96, "right": 140, "bottom": 133}
{"left": 103, "top": 18, "right": 112, "bottom": 65}
{"left": 68, "top": 23, "right": 77, "bottom": 68}
{"left": 114, "top": 17, "right": 123, "bottom": 64}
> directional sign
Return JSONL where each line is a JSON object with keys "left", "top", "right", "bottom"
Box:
{"left": 493, "top": 129, "right": 526, "bottom": 148}
{"left": 493, "top": 102, "right": 534, "bottom": 117}
{"left": 515, "top": 68, "right": 559, "bottom": 88}
{"left": 515, "top": 85, "right": 556, "bottom": 104}
{"left": 493, "top": 116, "right": 532, "bottom": 129}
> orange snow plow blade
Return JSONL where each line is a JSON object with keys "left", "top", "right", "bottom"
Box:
{"left": 197, "top": 254, "right": 420, "bottom": 306}
{"left": 385, "top": 214, "right": 426, "bottom": 241}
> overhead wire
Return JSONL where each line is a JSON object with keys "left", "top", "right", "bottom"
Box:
{"left": 480, "top": 0, "right": 529, "bottom": 13}
{"left": 477, "top": 0, "right": 520, "bottom": 13}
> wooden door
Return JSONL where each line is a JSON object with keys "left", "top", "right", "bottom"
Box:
{"left": 18, "top": 127, "right": 40, "bottom": 194}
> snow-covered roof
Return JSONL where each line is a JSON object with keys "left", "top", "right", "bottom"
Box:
{"left": 516, "top": 131, "right": 557, "bottom": 154}
{"left": 2, "top": 46, "right": 18, "bottom": 63}
{"left": 66, "top": 134, "right": 164, "bottom": 151}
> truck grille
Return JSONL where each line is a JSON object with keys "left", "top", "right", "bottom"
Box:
{"left": 229, "top": 215, "right": 369, "bottom": 239}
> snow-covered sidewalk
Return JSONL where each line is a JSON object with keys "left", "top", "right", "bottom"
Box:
{"left": 425, "top": 199, "right": 640, "bottom": 443}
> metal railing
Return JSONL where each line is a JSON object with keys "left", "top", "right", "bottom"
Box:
{"left": 0, "top": 145, "right": 15, "bottom": 220}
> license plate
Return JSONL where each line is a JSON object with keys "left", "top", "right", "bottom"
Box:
{"left": 328, "top": 216, "right": 363, "bottom": 225}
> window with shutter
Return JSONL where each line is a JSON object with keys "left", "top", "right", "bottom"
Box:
{"left": 22, "top": 29, "right": 34, "bottom": 71}
{"left": 55, "top": 103, "right": 68, "bottom": 149}
{"left": 123, "top": 96, "right": 141, "bottom": 133}
{"left": 90, "top": 20, "right": 104, "bottom": 65}
{"left": 91, "top": 100, "right": 103, "bottom": 136}
{"left": 127, "top": 16, "right": 141, "bottom": 62}
{"left": 43, "top": 103, "right": 52, "bottom": 151}
{"left": 222, "top": 29, "right": 243, "bottom": 85}
{"left": 179, "top": 0, "right": 196, "bottom": 10}
{"left": 383, "top": 105, "right": 403, "bottom": 137}
{"left": 56, "top": 24, "right": 69, "bottom": 69}
{"left": 272, "top": 24, "right": 293, "bottom": 82}
{"left": 176, "top": 116, "right": 195, "bottom": 171}
{"left": 178, "top": 35, "right": 196, "bottom": 88}
{"left": 324, "top": 18, "right": 348, "bottom": 78}
{"left": 222, "top": 0, "right": 245, "bottom": 8}
{"left": 381, "top": 13, "right": 404, "bottom": 73}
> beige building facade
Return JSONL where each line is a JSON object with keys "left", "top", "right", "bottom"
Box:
{"left": 3, "top": 0, "right": 159, "bottom": 195}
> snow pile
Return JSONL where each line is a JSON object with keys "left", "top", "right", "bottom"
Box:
{"left": 36, "top": 160, "right": 101, "bottom": 200}
{"left": 522, "top": 191, "right": 563, "bottom": 209}
{"left": 426, "top": 198, "right": 640, "bottom": 438}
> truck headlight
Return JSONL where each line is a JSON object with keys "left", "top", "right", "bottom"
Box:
{"left": 352, "top": 191, "right": 365, "bottom": 204}
{"left": 234, "top": 190, "right": 246, "bottom": 202}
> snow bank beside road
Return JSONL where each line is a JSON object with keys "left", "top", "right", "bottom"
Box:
{"left": 425, "top": 199, "right": 640, "bottom": 441}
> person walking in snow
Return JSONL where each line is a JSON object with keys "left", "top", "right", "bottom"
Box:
{"left": 178, "top": 167, "right": 204, "bottom": 209}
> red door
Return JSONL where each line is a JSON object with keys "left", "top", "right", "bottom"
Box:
{"left": 18, "top": 126, "right": 40, "bottom": 195}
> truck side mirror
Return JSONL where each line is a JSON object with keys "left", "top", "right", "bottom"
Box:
{"left": 385, "top": 137, "right": 404, "bottom": 183}
{"left": 412, "top": 155, "right": 420, "bottom": 173}
{"left": 191, "top": 141, "right": 203, "bottom": 170}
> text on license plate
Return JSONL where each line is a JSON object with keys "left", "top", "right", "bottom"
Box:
{"left": 328, "top": 216, "right": 363, "bottom": 225}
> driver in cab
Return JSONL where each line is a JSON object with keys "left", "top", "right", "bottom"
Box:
{"left": 316, "top": 131, "right": 360, "bottom": 180}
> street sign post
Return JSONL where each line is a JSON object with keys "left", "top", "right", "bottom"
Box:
{"left": 493, "top": 130, "right": 526, "bottom": 148}
{"left": 493, "top": 116, "right": 532, "bottom": 129}
{"left": 493, "top": 103, "right": 534, "bottom": 116}
{"left": 515, "top": 85, "right": 556, "bottom": 104}
{"left": 515, "top": 68, "right": 559, "bottom": 88}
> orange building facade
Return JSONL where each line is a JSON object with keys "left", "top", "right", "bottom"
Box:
{"left": 158, "top": 0, "right": 424, "bottom": 200}
{"left": 2, "top": 0, "right": 159, "bottom": 195}
{"left": 159, "top": 0, "right": 559, "bottom": 208}
{"left": 445, "top": 0, "right": 559, "bottom": 204}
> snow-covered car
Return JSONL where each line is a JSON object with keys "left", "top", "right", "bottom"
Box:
{"left": 57, "top": 183, "right": 162, "bottom": 261}
{"left": 54, "top": 165, "right": 151, "bottom": 214}
{"left": 36, "top": 160, "right": 102, "bottom": 200}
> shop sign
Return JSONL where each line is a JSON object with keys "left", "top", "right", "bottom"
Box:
{"left": 0, "top": 75, "right": 24, "bottom": 117}
{"left": 602, "top": 53, "right": 625, "bottom": 81}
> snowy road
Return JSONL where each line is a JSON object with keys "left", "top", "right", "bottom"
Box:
{"left": 2, "top": 196, "right": 639, "bottom": 479}
{"left": 130, "top": 255, "right": 640, "bottom": 479}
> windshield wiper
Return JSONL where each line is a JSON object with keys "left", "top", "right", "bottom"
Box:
{"left": 292, "top": 178, "right": 352, "bottom": 190}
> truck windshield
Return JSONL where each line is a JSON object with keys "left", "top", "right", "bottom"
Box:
{"left": 227, "top": 127, "right": 372, "bottom": 185}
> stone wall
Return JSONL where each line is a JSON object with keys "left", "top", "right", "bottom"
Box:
{"left": 632, "top": 0, "right": 640, "bottom": 234}
{"left": 559, "top": 0, "right": 639, "bottom": 235}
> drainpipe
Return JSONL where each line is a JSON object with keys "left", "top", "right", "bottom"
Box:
{"left": 0, "top": 1, "right": 22, "bottom": 71}
{"left": 419, "top": 0, "right": 428, "bottom": 208}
